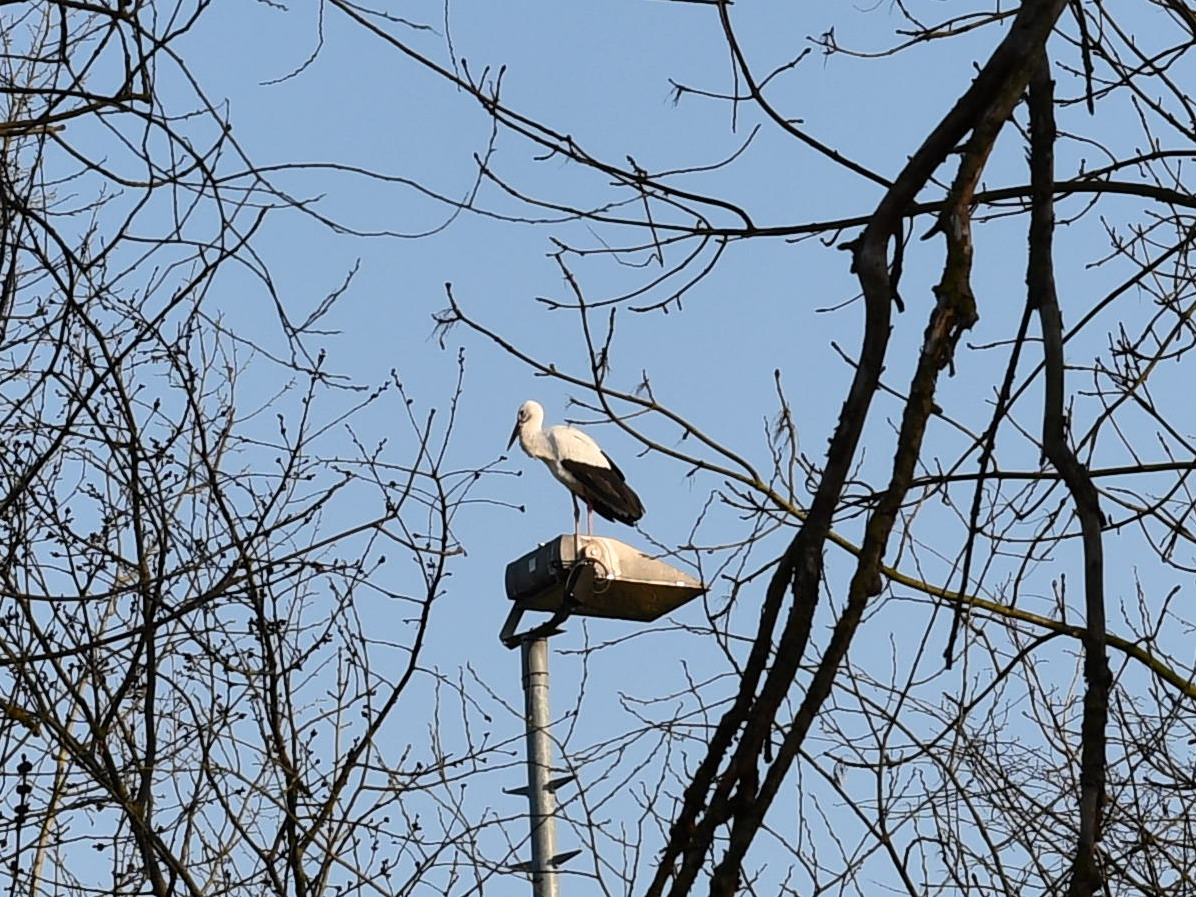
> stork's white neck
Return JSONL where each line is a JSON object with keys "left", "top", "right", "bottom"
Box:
{"left": 517, "top": 401, "right": 548, "bottom": 459}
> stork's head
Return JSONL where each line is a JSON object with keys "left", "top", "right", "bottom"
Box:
{"left": 507, "top": 400, "right": 544, "bottom": 450}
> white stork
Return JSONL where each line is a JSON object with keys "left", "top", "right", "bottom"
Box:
{"left": 507, "top": 399, "right": 644, "bottom": 534}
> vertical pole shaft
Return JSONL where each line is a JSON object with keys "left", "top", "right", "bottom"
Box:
{"left": 521, "top": 635, "right": 559, "bottom": 897}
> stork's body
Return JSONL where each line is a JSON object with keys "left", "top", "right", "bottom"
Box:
{"left": 508, "top": 400, "right": 644, "bottom": 533}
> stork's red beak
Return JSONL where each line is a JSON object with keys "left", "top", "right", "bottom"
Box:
{"left": 506, "top": 420, "right": 520, "bottom": 451}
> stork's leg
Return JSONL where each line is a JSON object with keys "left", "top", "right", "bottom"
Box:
{"left": 571, "top": 493, "right": 581, "bottom": 538}
{"left": 587, "top": 503, "right": 594, "bottom": 535}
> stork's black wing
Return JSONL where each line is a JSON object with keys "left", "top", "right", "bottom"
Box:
{"left": 561, "top": 454, "right": 644, "bottom": 526}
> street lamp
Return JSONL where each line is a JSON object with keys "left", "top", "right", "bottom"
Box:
{"left": 500, "top": 533, "right": 705, "bottom": 897}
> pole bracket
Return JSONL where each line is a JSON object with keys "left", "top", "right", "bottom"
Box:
{"left": 499, "top": 559, "right": 596, "bottom": 649}
{"left": 509, "top": 848, "right": 584, "bottom": 873}
{"left": 503, "top": 773, "right": 576, "bottom": 797}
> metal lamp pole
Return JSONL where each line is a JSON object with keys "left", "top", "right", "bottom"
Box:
{"left": 521, "top": 635, "right": 559, "bottom": 897}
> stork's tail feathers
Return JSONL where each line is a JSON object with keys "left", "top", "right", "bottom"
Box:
{"left": 591, "top": 482, "right": 644, "bottom": 526}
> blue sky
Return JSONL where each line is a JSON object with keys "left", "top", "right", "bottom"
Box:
{"left": 82, "top": 0, "right": 1196, "bottom": 891}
